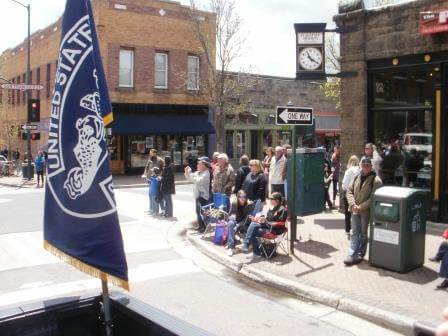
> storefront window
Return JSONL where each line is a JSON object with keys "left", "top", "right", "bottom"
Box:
{"left": 236, "top": 131, "right": 246, "bottom": 158}
{"left": 182, "top": 135, "right": 206, "bottom": 171}
{"left": 226, "top": 130, "right": 234, "bottom": 159}
{"left": 107, "top": 135, "right": 118, "bottom": 160}
{"left": 373, "top": 69, "right": 433, "bottom": 108}
{"left": 371, "top": 67, "right": 434, "bottom": 190}
{"left": 264, "top": 114, "right": 276, "bottom": 125}
{"left": 263, "top": 130, "right": 273, "bottom": 148}
{"left": 277, "top": 131, "right": 291, "bottom": 146}
{"left": 129, "top": 135, "right": 149, "bottom": 168}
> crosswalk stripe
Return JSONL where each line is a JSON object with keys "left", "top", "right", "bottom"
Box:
{"left": 0, "top": 259, "right": 201, "bottom": 308}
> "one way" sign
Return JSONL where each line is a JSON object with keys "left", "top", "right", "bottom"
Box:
{"left": 276, "top": 106, "right": 313, "bottom": 125}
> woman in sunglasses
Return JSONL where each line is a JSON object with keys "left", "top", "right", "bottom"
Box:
{"left": 226, "top": 190, "right": 254, "bottom": 256}
{"left": 238, "top": 192, "right": 287, "bottom": 260}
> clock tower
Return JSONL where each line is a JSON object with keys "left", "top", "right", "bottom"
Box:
{"left": 295, "top": 23, "right": 326, "bottom": 80}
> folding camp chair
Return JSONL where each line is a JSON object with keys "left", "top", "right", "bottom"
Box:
{"left": 257, "top": 221, "right": 289, "bottom": 260}
{"left": 200, "top": 193, "right": 230, "bottom": 238}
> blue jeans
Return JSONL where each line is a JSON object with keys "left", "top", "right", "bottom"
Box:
{"left": 149, "top": 194, "right": 159, "bottom": 215}
{"left": 162, "top": 194, "right": 173, "bottom": 216}
{"left": 243, "top": 222, "right": 261, "bottom": 247}
{"left": 250, "top": 226, "right": 266, "bottom": 256}
{"left": 227, "top": 220, "right": 237, "bottom": 248}
{"left": 348, "top": 214, "right": 369, "bottom": 259}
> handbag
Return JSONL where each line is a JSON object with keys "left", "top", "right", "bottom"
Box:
{"left": 213, "top": 221, "right": 228, "bottom": 245}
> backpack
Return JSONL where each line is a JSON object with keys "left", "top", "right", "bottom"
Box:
{"left": 213, "top": 221, "right": 228, "bottom": 245}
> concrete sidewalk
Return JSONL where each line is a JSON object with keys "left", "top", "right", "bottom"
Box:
{"left": 0, "top": 173, "right": 191, "bottom": 189}
{"left": 187, "top": 210, "right": 446, "bottom": 335}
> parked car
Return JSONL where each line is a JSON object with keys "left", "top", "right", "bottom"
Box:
{"left": 402, "top": 133, "right": 432, "bottom": 154}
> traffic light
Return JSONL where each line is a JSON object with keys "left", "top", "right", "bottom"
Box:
{"left": 28, "top": 99, "right": 40, "bottom": 122}
{"left": 21, "top": 132, "right": 40, "bottom": 140}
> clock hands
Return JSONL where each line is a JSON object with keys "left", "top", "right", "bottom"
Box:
{"left": 306, "top": 51, "right": 319, "bottom": 65}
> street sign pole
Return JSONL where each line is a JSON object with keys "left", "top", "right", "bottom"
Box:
{"left": 290, "top": 124, "right": 297, "bottom": 255}
{"left": 26, "top": 3, "right": 32, "bottom": 181}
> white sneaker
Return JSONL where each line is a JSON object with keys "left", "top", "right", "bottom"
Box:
{"left": 237, "top": 244, "right": 250, "bottom": 253}
{"left": 246, "top": 254, "right": 262, "bottom": 261}
{"left": 227, "top": 249, "right": 234, "bottom": 256}
{"left": 224, "top": 244, "right": 230, "bottom": 249}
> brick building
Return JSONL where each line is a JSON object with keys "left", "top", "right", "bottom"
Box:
{"left": 335, "top": 0, "right": 448, "bottom": 222}
{"left": 0, "top": 0, "right": 215, "bottom": 174}
{"left": 224, "top": 73, "right": 340, "bottom": 167}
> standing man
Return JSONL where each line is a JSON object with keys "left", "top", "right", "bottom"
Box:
{"left": 269, "top": 146, "right": 286, "bottom": 197}
{"left": 362, "top": 143, "right": 382, "bottom": 177}
{"left": 282, "top": 144, "right": 291, "bottom": 199}
{"left": 34, "top": 151, "right": 46, "bottom": 188}
{"left": 142, "top": 149, "right": 164, "bottom": 179}
{"left": 344, "top": 158, "right": 382, "bottom": 266}
{"left": 212, "top": 153, "right": 235, "bottom": 197}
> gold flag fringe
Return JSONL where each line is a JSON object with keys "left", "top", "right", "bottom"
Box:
{"left": 103, "top": 112, "right": 113, "bottom": 127}
{"left": 44, "top": 240, "right": 129, "bottom": 291}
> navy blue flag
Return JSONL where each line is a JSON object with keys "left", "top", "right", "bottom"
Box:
{"left": 43, "top": 0, "right": 128, "bottom": 290}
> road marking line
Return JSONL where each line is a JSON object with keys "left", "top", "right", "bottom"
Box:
{"left": 0, "top": 259, "right": 201, "bottom": 307}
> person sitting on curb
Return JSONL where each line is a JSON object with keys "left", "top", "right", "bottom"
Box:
{"left": 226, "top": 190, "right": 254, "bottom": 256}
{"left": 344, "top": 157, "right": 382, "bottom": 266}
{"left": 429, "top": 229, "right": 448, "bottom": 290}
{"left": 237, "top": 192, "right": 287, "bottom": 260}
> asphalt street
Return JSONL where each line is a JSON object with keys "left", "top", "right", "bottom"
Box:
{"left": 0, "top": 184, "right": 401, "bottom": 335}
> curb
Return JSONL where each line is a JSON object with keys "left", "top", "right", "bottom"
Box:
{"left": 186, "top": 228, "right": 436, "bottom": 336}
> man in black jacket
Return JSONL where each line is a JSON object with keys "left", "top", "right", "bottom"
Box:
{"left": 234, "top": 155, "right": 250, "bottom": 194}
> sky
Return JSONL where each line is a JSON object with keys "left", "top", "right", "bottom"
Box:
{"left": 0, "top": 0, "right": 339, "bottom": 78}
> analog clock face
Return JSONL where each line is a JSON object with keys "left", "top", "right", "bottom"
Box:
{"left": 299, "top": 47, "right": 323, "bottom": 71}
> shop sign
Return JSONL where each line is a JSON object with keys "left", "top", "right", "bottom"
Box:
{"left": 420, "top": 10, "right": 448, "bottom": 35}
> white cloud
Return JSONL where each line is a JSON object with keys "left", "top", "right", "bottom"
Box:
{"left": 0, "top": 0, "right": 338, "bottom": 78}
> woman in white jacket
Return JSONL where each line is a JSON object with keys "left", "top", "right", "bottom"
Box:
{"left": 341, "top": 155, "right": 360, "bottom": 238}
{"left": 185, "top": 157, "right": 212, "bottom": 233}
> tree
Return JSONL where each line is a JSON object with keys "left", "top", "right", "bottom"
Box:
{"left": 0, "top": 57, "right": 21, "bottom": 159}
{"left": 0, "top": 99, "right": 21, "bottom": 160}
{"left": 189, "top": 0, "right": 259, "bottom": 152}
{"left": 320, "top": 33, "right": 341, "bottom": 111}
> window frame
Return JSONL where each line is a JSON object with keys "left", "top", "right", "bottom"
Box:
{"left": 119, "top": 49, "right": 134, "bottom": 88}
{"left": 187, "top": 55, "right": 200, "bottom": 91}
{"left": 154, "top": 52, "right": 168, "bottom": 89}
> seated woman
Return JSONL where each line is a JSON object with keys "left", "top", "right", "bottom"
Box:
{"left": 226, "top": 190, "right": 254, "bottom": 256}
{"left": 237, "top": 192, "right": 287, "bottom": 260}
{"left": 429, "top": 229, "right": 448, "bottom": 290}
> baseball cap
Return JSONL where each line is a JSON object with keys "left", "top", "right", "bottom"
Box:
{"left": 361, "top": 157, "right": 372, "bottom": 165}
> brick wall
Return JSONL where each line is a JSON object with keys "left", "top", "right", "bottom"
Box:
{"left": 0, "top": 0, "right": 215, "bottom": 154}
{"left": 334, "top": 0, "right": 446, "bottom": 167}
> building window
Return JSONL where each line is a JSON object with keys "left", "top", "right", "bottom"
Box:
{"left": 226, "top": 130, "right": 234, "bottom": 159}
{"left": 46, "top": 63, "right": 51, "bottom": 98}
{"left": 119, "top": 49, "right": 134, "bottom": 87}
{"left": 370, "top": 67, "right": 434, "bottom": 190}
{"left": 154, "top": 52, "right": 168, "bottom": 89}
{"left": 187, "top": 56, "right": 199, "bottom": 90}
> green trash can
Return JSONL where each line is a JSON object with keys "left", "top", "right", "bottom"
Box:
{"left": 369, "top": 186, "right": 426, "bottom": 273}
{"left": 22, "top": 163, "right": 35, "bottom": 179}
{"left": 287, "top": 148, "right": 325, "bottom": 216}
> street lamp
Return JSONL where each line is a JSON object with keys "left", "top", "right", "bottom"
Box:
{"left": 9, "top": 0, "right": 32, "bottom": 180}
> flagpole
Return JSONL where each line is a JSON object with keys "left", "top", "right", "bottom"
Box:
{"left": 101, "top": 280, "right": 113, "bottom": 336}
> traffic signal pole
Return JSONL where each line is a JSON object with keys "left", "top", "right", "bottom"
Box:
{"left": 26, "top": 3, "right": 31, "bottom": 180}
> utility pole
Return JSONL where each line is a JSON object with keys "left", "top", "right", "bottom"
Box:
{"left": 9, "top": 0, "right": 32, "bottom": 180}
